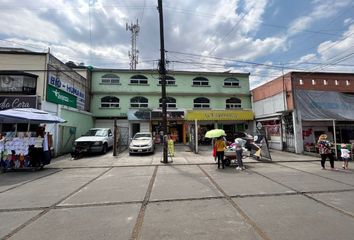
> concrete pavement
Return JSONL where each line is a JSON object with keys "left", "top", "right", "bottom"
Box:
{"left": 0, "top": 146, "right": 354, "bottom": 240}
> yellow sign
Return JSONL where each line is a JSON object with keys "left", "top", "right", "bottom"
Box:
{"left": 168, "top": 139, "right": 174, "bottom": 157}
{"left": 186, "top": 110, "right": 254, "bottom": 121}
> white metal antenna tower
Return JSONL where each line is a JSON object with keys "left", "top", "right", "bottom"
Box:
{"left": 126, "top": 19, "right": 140, "bottom": 70}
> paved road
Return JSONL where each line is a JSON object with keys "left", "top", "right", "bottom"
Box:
{"left": 1, "top": 146, "right": 354, "bottom": 240}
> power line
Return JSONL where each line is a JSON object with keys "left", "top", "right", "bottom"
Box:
{"left": 88, "top": 0, "right": 93, "bottom": 66}
{"left": 166, "top": 50, "right": 298, "bottom": 70}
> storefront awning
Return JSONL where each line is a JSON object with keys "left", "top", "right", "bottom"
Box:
{"left": 295, "top": 89, "right": 354, "bottom": 121}
{"left": 186, "top": 109, "right": 254, "bottom": 121}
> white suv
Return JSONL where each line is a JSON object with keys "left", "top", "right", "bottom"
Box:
{"left": 129, "top": 132, "right": 155, "bottom": 155}
{"left": 73, "top": 128, "right": 114, "bottom": 154}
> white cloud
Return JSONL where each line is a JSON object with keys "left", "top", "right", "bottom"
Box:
{"left": 287, "top": 0, "right": 353, "bottom": 37}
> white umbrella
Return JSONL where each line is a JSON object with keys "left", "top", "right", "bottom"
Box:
{"left": 0, "top": 108, "right": 66, "bottom": 123}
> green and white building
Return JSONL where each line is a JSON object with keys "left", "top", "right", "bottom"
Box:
{"left": 90, "top": 69, "right": 254, "bottom": 145}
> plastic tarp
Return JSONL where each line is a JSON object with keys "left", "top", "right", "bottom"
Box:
{"left": 0, "top": 108, "right": 66, "bottom": 123}
{"left": 295, "top": 89, "right": 354, "bottom": 121}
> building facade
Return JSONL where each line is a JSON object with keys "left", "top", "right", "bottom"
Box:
{"left": 0, "top": 48, "right": 93, "bottom": 155}
{"left": 252, "top": 71, "right": 354, "bottom": 155}
{"left": 90, "top": 69, "right": 254, "bottom": 146}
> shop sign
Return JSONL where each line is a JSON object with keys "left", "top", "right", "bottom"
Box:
{"left": 127, "top": 109, "right": 151, "bottom": 120}
{"left": 46, "top": 84, "right": 77, "bottom": 108}
{"left": 186, "top": 110, "right": 254, "bottom": 121}
{"left": 151, "top": 111, "right": 185, "bottom": 120}
{"left": 48, "top": 73, "right": 85, "bottom": 110}
{"left": 0, "top": 96, "right": 37, "bottom": 110}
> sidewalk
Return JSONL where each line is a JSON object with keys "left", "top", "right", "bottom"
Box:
{"left": 49, "top": 145, "right": 320, "bottom": 168}
{"left": 1, "top": 146, "right": 353, "bottom": 239}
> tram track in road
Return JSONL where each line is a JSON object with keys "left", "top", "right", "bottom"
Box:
{"left": 197, "top": 165, "right": 272, "bottom": 240}
{"left": 0, "top": 169, "right": 62, "bottom": 194}
{"left": 2, "top": 161, "right": 354, "bottom": 239}
{"left": 275, "top": 161, "right": 354, "bottom": 188}
{"left": 2, "top": 167, "right": 113, "bottom": 240}
{"left": 248, "top": 167, "right": 354, "bottom": 219}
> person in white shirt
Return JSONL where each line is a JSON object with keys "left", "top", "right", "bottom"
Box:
{"left": 341, "top": 144, "right": 350, "bottom": 170}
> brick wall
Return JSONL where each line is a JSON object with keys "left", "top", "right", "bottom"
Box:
{"left": 292, "top": 72, "right": 354, "bottom": 92}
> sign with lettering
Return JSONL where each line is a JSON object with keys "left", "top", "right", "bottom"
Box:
{"left": 48, "top": 73, "right": 85, "bottom": 110}
{"left": 186, "top": 110, "right": 254, "bottom": 121}
{"left": 151, "top": 111, "right": 185, "bottom": 120}
{"left": 46, "top": 84, "right": 77, "bottom": 108}
{"left": 0, "top": 96, "right": 37, "bottom": 110}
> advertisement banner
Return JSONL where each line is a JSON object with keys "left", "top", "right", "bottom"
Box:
{"left": 151, "top": 110, "right": 185, "bottom": 120}
{"left": 186, "top": 110, "right": 254, "bottom": 121}
{"left": 0, "top": 96, "right": 37, "bottom": 110}
{"left": 48, "top": 73, "right": 85, "bottom": 110}
{"left": 295, "top": 89, "right": 354, "bottom": 120}
{"left": 46, "top": 84, "right": 77, "bottom": 108}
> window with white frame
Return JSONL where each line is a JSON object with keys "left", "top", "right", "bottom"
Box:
{"left": 101, "top": 74, "right": 120, "bottom": 84}
{"left": 312, "top": 79, "right": 316, "bottom": 85}
{"left": 192, "top": 77, "right": 209, "bottom": 86}
{"left": 101, "top": 96, "right": 119, "bottom": 108}
{"left": 193, "top": 97, "right": 210, "bottom": 108}
{"left": 130, "top": 75, "right": 148, "bottom": 84}
{"left": 159, "top": 97, "right": 176, "bottom": 108}
{"left": 335, "top": 80, "right": 339, "bottom": 85}
{"left": 158, "top": 76, "right": 176, "bottom": 85}
{"left": 323, "top": 80, "right": 328, "bottom": 85}
{"left": 346, "top": 80, "right": 350, "bottom": 86}
{"left": 299, "top": 79, "right": 303, "bottom": 85}
{"left": 224, "top": 78, "right": 240, "bottom": 87}
{"left": 226, "top": 97, "right": 241, "bottom": 109}
{"left": 130, "top": 96, "right": 148, "bottom": 108}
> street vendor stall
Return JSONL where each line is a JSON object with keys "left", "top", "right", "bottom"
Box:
{"left": 0, "top": 108, "right": 66, "bottom": 172}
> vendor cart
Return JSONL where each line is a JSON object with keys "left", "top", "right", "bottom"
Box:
{"left": 224, "top": 147, "right": 250, "bottom": 167}
{"left": 0, "top": 108, "right": 66, "bottom": 172}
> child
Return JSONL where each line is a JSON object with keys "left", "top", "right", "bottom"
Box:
{"left": 340, "top": 144, "right": 350, "bottom": 169}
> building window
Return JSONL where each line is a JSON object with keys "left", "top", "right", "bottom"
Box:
{"left": 224, "top": 78, "right": 240, "bottom": 87}
{"left": 158, "top": 76, "right": 176, "bottom": 85}
{"left": 335, "top": 80, "right": 339, "bottom": 85}
{"left": 159, "top": 97, "right": 176, "bottom": 108}
{"left": 192, "top": 77, "right": 209, "bottom": 86}
{"left": 323, "top": 80, "right": 327, "bottom": 85}
{"left": 193, "top": 97, "right": 210, "bottom": 108}
{"left": 101, "top": 96, "right": 119, "bottom": 108}
{"left": 130, "top": 96, "right": 148, "bottom": 108}
{"left": 0, "top": 75, "right": 37, "bottom": 94}
{"left": 101, "top": 74, "right": 120, "bottom": 84}
{"left": 346, "top": 80, "right": 350, "bottom": 86}
{"left": 226, "top": 97, "right": 241, "bottom": 109}
{"left": 312, "top": 79, "right": 316, "bottom": 85}
{"left": 130, "top": 75, "right": 148, "bottom": 84}
{"left": 299, "top": 79, "right": 303, "bottom": 85}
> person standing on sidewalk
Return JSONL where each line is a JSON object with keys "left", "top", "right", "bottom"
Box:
{"left": 340, "top": 144, "right": 350, "bottom": 169}
{"left": 235, "top": 138, "right": 246, "bottom": 170}
{"left": 215, "top": 136, "right": 226, "bottom": 169}
{"left": 317, "top": 134, "right": 334, "bottom": 170}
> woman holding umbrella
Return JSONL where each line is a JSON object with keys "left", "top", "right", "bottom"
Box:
{"left": 214, "top": 136, "right": 227, "bottom": 169}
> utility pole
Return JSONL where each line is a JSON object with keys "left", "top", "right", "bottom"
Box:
{"left": 158, "top": 0, "right": 168, "bottom": 163}
{"left": 126, "top": 19, "right": 140, "bottom": 70}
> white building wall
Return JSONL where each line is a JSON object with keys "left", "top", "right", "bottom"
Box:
{"left": 254, "top": 93, "right": 286, "bottom": 118}
{"left": 0, "top": 53, "right": 47, "bottom": 97}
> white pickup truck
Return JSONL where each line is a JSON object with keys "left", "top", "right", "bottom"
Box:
{"left": 73, "top": 128, "right": 114, "bottom": 154}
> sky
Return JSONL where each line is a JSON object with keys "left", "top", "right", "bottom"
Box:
{"left": 0, "top": 0, "right": 353, "bottom": 88}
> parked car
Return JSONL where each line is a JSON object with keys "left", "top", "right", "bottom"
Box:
{"left": 72, "top": 128, "right": 114, "bottom": 156}
{"left": 129, "top": 132, "right": 155, "bottom": 155}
